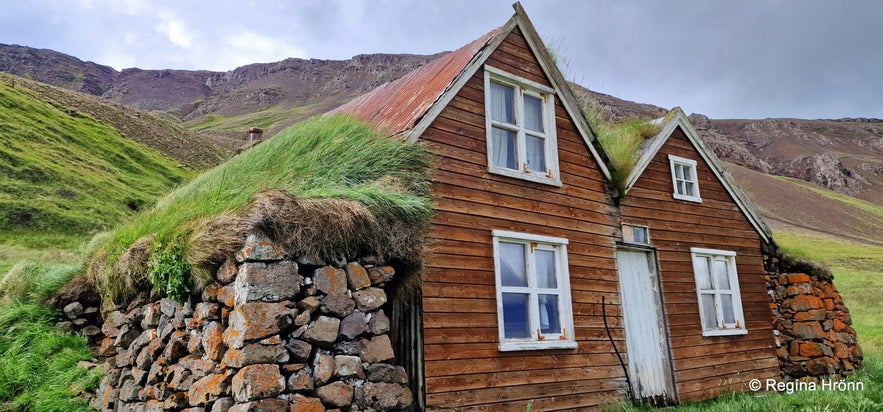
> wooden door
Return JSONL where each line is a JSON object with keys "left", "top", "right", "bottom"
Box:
{"left": 616, "top": 248, "right": 676, "bottom": 405}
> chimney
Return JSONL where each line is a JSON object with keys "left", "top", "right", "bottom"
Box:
{"left": 248, "top": 127, "right": 264, "bottom": 141}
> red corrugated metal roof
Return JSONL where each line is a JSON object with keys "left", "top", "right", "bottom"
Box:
{"left": 331, "top": 28, "right": 499, "bottom": 137}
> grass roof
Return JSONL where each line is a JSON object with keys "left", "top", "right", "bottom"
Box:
{"left": 87, "top": 115, "right": 433, "bottom": 309}
{"left": 581, "top": 102, "right": 661, "bottom": 195}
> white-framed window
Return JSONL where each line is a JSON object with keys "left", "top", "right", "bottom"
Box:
{"left": 669, "top": 155, "right": 701, "bottom": 202}
{"left": 492, "top": 230, "right": 576, "bottom": 351}
{"left": 484, "top": 65, "right": 561, "bottom": 187}
{"left": 690, "top": 248, "right": 747, "bottom": 336}
{"left": 622, "top": 224, "right": 650, "bottom": 246}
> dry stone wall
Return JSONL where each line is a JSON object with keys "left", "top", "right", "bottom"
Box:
{"left": 95, "top": 231, "right": 413, "bottom": 411}
{"left": 767, "top": 272, "right": 863, "bottom": 381}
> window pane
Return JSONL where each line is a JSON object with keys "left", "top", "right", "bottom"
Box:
{"left": 684, "top": 181, "right": 694, "bottom": 196}
{"left": 682, "top": 165, "right": 692, "bottom": 181}
{"left": 694, "top": 256, "right": 711, "bottom": 290}
{"left": 538, "top": 294, "right": 560, "bottom": 334}
{"left": 633, "top": 227, "right": 648, "bottom": 244}
{"left": 524, "top": 94, "right": 544, "bottom": 132}
{"left": 499, "top": 242, "right": 527, "bottom": 287}
{"left": 676, "top": 180, "right": 685, "bottom": 195}
{"left": 490, "top": 82, "right": 514, "bottom": 123}
{"left": 491, "top": 128, "right": 517, "bottom": 169}
{"left": 535, "top": 249, "right": 557, "bottom": 288}
{"left": 675, "top": 164, "right": 684, "bottom": 179}
{"left": 502, "top": 293, "right": 530, "bottom": 339}
{"left": 721, "top": 294, "right": 736, "bottom": 324}
{"left": 700, "top": 294, "right": 718, "bottom": 329}
{"left": 714, "top": 259, "right": 730, "bottom": 289}
{"left": 526, "top": 135, "right": 546, "bottom": 172}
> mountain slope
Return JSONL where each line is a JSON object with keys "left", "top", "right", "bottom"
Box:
{"left": 0, "top": 43, "right": 117, "bottom": 95}
{"left": 0, "top": 74, "right": 196, "bottom": 262}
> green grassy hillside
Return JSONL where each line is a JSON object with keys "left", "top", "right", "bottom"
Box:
{"left": 0, "top": 76, "right": 195, "bottom": 272}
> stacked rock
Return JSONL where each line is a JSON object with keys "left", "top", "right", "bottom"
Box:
{"left": 767, "top": 272, "right": 863, "bottom": 381}
{"left": 94, "top": 231, "right": 412, "bottom": 411}
{"left": 57, "top": 301, "right": 102, "bottom": 340}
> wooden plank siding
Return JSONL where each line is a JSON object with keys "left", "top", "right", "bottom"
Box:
{"left": 420, "top": 27, "right": 625, "bottom": 411}
{"left": 618, "top": 127, "right": 779, "bottom": 402}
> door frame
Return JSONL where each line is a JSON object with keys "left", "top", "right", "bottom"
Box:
{"left": 615, "top": 243, "right": 678, "bottom": 406}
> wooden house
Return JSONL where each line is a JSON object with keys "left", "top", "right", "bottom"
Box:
{"left": 615, "top": 108, "right": 779, "bottom": 403}
{"left": 334, "top": 3, "right": 778, "bottom": 410}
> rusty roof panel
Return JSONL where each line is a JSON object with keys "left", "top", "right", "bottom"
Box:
{"left": 332, "top": 28, "right": 499, "bottom": 136}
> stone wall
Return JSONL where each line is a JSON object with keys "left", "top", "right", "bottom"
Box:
{"left": 94, "top": 231, "right": 413, "bottom": 411}
{"left": 767, "top": 272, "right": 863, "bottom": 381}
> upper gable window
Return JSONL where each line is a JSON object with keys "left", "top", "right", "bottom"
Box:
{"left": 484, "top": 66, "right": 560, "bottom": 187}
{"left": 669, "top": 155, "right": 701, "bottom": 202}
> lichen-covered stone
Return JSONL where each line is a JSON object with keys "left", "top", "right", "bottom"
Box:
{"left": 312, "top": 350, "right": 334, "bottom": 386}
{"left": 164, "top": 330, "right": 190, "bottom": 362}
{"left": 236, "top": 231, "right": 286, "bottom": 262}
{"left": 231, "top": 364, "right": 285, "bottom": 402}
{"left": 352, "top": 287, "right": 387, "bottom": 312}
{"left": 344, "top": 262, "right": 371, "bottom": 290}
{"left": 289, "top": 394, "right": 326, "bottom": 412}
{"left": 366, "top": 363, "right": 408, "bottom": 384}
{"left": 367, "top": 266, "right": 395, "bottom": 285}
{"left": 360, "top": 335, "right": 395, "bottom": 363}
{"left": 312, "top": 267, "right": 347, "bottom": 295}
{"left": 223, "top": 302, "right": 294, "bottom": 349}
{"left": 217, "top": 258, "right": 239, "bottom": 284}
{"left": 302, "top": 316, "right": 340, "bottom": 346}
{"left": 316, "top": 381, "right": 353, "bottom": 408}
{"left": 235, "top": 261, "right": 301, "bottom": 304}
{"left": 223, "top": 344, "right": 289, "bottom": 368}
{"left": 228, "top": 398, "right": 289, "bottom": 412}
{"left": 357, "top": 382, "right": 413, "bottom": 410}
{"left": 322, "top": 294, "right": 355, "bottom": 318}
{"left": 368, "top": 311, "right": 390, "bottom": 335}
{"left": 333, "top": 355, "right": 364, "bottom": 379}
{"left": 339, "top": 311, "right": 367, "bottom": 340}
{"left": 202, "top": 321, "right": 226, "bottom": 361}
{"left": 287, "top": 366, "right": 314, "bottom": 392}
{"left": 285, "top": 339, "right": 312, "bottom": 361}
{"left": 64, "top": 301, "right": 84, "bottom": 320}
{"left": 297, "top": 296, "right": 322, "bottom": 312}
{"left": 211, "top": 397, "right": 235, "bottom": 412}
{"left": 188, "top": 373, "right": 231, "bottom": 406}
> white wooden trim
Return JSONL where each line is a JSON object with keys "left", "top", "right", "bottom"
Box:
{"left": 690, "top": 247, "right": 736, "bottom": 257}
{"left": 669, "top": 154, "right": 702, "bottom": 203}
{"left": 492, "top": 230, "right": 569, "bottom": 244}
{"left": 690, "top": 248, "right": 747, "bottom": 336}
{"left": 485, "top": 65, "right": 555, "bottom": 94}
{"left": 492, "top": 231, "right": 575, "bottom": 351}
{"left": 484, "top": 67, "right": 562, "bottom": 187}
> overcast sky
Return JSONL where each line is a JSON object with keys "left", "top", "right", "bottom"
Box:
{"left": 2, "top": 0, "right": 881, "bottom": 119}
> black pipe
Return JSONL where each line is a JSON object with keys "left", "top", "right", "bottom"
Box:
{"left": 603, "top": 295, "right": 633, "bottom": 400}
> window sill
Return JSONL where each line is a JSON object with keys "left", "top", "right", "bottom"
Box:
{"left": 498, "top": 340, "right": 577, "bottom": 352}
{"left": 673, "top": 193, "right": 702, "bottom": 203}
{"left": 489, "top": 166, "right": 562, "bottom": 187}
{"left": 701, "top": 328, "right": 748, "bottom": 337}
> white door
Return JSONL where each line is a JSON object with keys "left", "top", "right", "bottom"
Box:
{"left": 616, "top": 249, "right": 675, "bottom": 404}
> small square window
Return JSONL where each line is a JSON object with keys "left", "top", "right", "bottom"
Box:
{"left": 493, "top": 230, "right": 576, "bottom": 351}
{"left": 485, "top": 66, "right": 560, "bottom": 187}
{"left": 691, "top": 248, "right": 747, "bottom": 336}
{"left": 669, "top": 155, "right": 701, "bottom": 203}
{"left": 623, "top": 224, "right": 650, "bottom": 246}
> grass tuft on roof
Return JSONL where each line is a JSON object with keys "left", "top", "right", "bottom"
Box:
{"left": 87, "top": 115, "right": 433, "bottom": 309}
{"left": 581, "top": 102, "right": 661, "bottom": 194}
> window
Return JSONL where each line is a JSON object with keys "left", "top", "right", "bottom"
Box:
{"left": 492, "top": 230, "right": 576, "bottom": 351}
{"left": 623, "top": 224, "right": 650, "bottom": 246}
{"left": 669, "top": 155, "right": 701, "bottom": 202}
{"left": 485, "top": 66, "right": 560, "bottom": 186}
{"left": 690, "top": 248, "right": 747, "bottom": 336}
